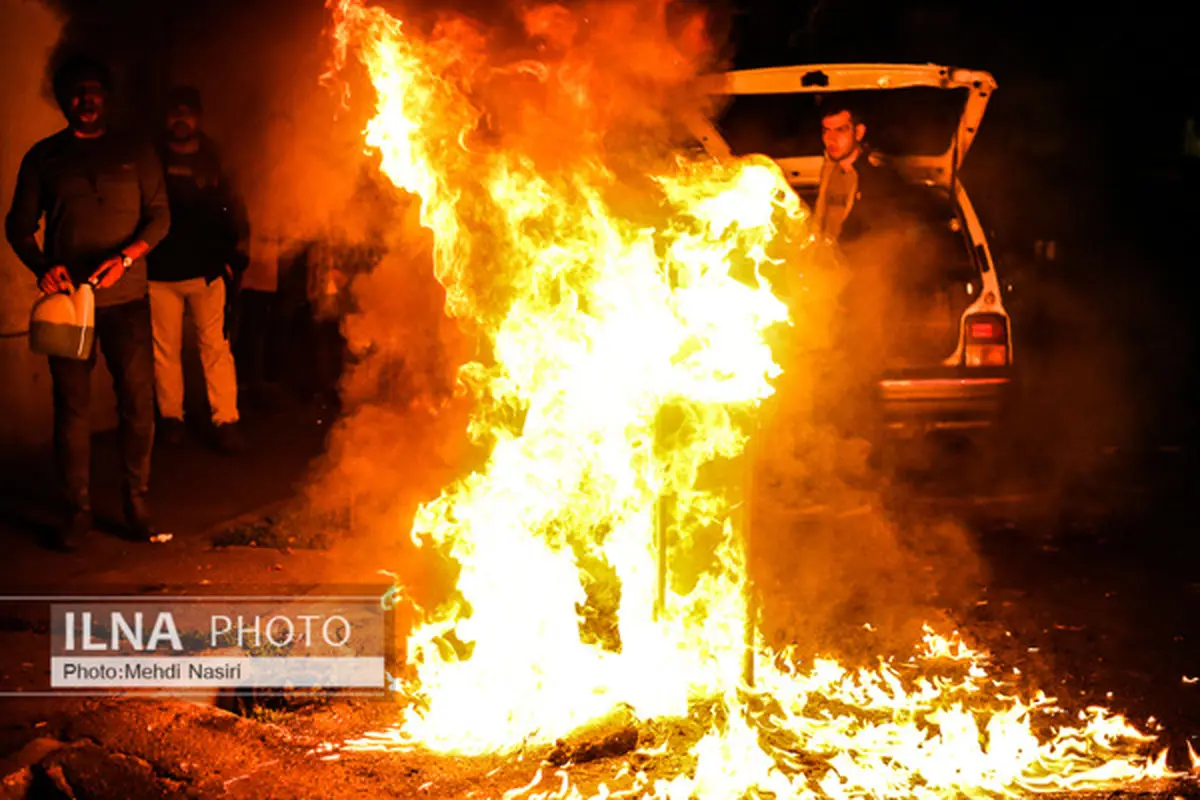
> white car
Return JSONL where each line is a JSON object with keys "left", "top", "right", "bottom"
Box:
{"left": 689, "top": 63, "right": 1014, "bottom": 448}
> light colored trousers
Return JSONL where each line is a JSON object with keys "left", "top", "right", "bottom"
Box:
{"left": 149, "top": 278, "right": 239, "bottom": 424}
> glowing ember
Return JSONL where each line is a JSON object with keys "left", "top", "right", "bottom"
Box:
{"left": 324, "top": 0, "right": 1187, "bottom": 795}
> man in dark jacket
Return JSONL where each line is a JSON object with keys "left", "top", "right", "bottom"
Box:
{"left": 5, "top": 55, "right": 171, "bottom": 550}
{"left": 814, "top": 101, "right": 946, "bottom": 301}
{"left": 146, "top": 86, "right": 248, "bottom": 452}
{"left": 812, "top": 101, "right": 932, "bottom": 446}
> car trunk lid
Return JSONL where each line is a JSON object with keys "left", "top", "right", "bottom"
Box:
{"left": 692, "top": 63, "right": 996, "bottom": 190}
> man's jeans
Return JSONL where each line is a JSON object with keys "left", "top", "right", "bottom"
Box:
{"left": 149, "top": 277, "right": 239, "bottom": 424}
{"left": 48, "top": 297, "right": 156, "bottom": 510}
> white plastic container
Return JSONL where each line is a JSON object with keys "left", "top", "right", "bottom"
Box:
{"left": 29, "top": 282, "right": 95, "bottom": 360}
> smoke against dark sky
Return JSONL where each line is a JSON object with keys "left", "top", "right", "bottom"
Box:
{"left": 0, "top": 0, "right": 64, "bottom": 450}
{"left": 30, "top": 0, "right": 372, "bottom": 249}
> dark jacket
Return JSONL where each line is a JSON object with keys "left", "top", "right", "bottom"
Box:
{"left": 5, "top": 129, "right": 170, "bottom": 307}
{"left": 835, "top": 150, "right": 917, "bottom": 245}
{"left": 146, "top": 133, "right": 248, "bottom": 283}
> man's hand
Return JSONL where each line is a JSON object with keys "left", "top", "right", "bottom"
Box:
{"left": 90, "top": 253, "right": 128, "bottom": 290}
{"left": 39, "top": 266, "right": 73, "bottom": 295}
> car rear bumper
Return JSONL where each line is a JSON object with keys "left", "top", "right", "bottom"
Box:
{"left": 876, "top": 374, "right": 1011, "bottom": 435}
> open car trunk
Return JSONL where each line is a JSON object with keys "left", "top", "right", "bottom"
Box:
{"left": 694, "top": 64, "right": 996, "bottom": 189}
{"left": 690, "top": 64, "right": 998, "bottom": 371}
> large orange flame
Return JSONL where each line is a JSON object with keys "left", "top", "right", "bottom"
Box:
{"left": 325, "top": 0, "right": 1190, "bottom": 796}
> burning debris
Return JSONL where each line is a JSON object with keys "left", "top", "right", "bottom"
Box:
{"left": 544, "top": 707, "right": 641, "bottom": 768}
{"left": 314, "top": 0, "right": 1197, "bottom": 796}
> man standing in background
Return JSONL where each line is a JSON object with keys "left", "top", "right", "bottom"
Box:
{"left": 5, "top": 55, "right": 171, "bottom": 550}
{"left": 147, "top": 86, "right": 248, "bottom": 452}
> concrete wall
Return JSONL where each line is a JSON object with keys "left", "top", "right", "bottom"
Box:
{"left": 0, "top": 0, "right": 116, "bottom": 457}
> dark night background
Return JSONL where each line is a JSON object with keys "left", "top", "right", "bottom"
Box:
{"left": 0, "top": 1, "right": 1199, "bottom": 791}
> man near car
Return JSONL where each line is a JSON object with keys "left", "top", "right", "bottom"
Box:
{"left": 147, "top": 86, "right": 248, "bottom": 452}
{"left": 812, "top": 102, "right": 926, "bottom": 448}
{"left": 5, "top": 55, "right": 171, "bottom": 550}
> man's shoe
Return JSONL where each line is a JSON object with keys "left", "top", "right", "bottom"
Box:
{"left": 123, "top": 494, "right": 170, "bottom": 543}
{"left": 48, "top": 506, "right": 91, "bottom": 552}
{"left": 212, "top": 421, "right": 246, "bottom": 454}
{"left": 158, "top": 417, "right": 186, "bottom": 446}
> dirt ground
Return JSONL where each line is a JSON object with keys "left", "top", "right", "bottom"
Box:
{"left": 0, "top": 396, "right": 1198, "bottom": 798}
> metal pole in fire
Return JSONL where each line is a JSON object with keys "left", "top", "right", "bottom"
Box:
{"left": 654, "top": 411, "right": 671, "bottom": 623}
{"left": 653, "top": 398, "right": 701, "bottom": 624}
{"left": 742, "top": 412, "right": 758, "bottom": 689}
{"left": 655, "top": 493, "right": 668, "bottom": 621}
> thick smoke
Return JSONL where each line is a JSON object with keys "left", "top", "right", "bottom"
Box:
{"left": 0, "top": 0, "right": 67, "bottom": 454}
{"left": 750, "top": 226, "right": 985, "bottom": 665}
{"left": 33, "top": 0, "right": 384, "bottom": 266}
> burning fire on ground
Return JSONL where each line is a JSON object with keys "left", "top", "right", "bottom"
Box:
{"left": 322, "top": 0, "right": 1194, "bottom": 795}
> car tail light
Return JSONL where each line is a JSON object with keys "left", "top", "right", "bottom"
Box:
{"left": 965, "top": 312, "right": 1008, "bottom": 366}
